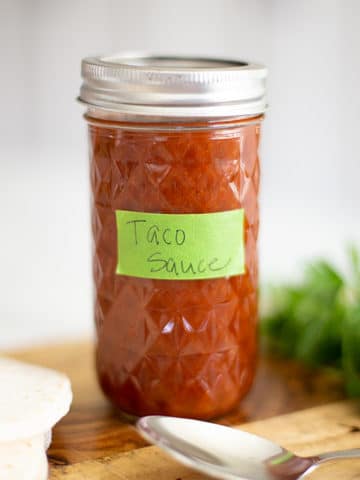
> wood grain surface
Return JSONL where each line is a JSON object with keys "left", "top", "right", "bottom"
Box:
{"left": 4, "top": 341, "right": 360, "bottom": 479}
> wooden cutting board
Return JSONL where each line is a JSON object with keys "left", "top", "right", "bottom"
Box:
{"left": 5, "top": 341, "right": 360, "bottom": 479}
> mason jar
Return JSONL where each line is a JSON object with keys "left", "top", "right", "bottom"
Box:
{"left": 79, "top": 55, "right": 267, "bottom": 419}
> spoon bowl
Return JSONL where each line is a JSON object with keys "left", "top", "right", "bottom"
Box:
{"left": 137, "top": 416, "right": 360, "bottom": 480}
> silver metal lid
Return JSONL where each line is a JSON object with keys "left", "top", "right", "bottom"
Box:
{"left": 79, "top": 53, "right": 267, "bottom": 118}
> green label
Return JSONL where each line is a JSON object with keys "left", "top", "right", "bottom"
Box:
{"left": 115, "top": 210, "right": 245, "bottom": 280}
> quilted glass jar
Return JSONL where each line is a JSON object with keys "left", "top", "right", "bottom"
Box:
{"left": 79, "top": 55, "right": 267, "bottom": 419}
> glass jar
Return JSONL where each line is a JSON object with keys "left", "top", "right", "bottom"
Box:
{"left": 79, "top": 55, "right": 267, "bottom": 419}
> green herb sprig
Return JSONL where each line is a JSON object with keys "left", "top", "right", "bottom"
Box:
{"left": 261, "top": 246, "right": 360, "bottom": 396}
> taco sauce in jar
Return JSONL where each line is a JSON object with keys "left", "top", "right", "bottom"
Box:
{"left": 79, "top": 55, "right": 267, "bottom": 419}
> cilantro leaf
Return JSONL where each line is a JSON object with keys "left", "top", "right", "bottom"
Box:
{"left": 261, "top": 248, "right": 360, "bottom": 396}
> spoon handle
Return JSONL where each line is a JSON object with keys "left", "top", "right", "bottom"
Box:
{"left": 317, "top": 448, "right": 360, "bottom": 463}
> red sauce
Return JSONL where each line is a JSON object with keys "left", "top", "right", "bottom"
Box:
{"left": 88, "top": 116, "right": 261, "bottom": 419}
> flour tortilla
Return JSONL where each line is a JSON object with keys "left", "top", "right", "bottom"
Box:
{"left": 0, "top": 435, "right": 48, "bottom": 480}
{"left": 0, "top": 357, "right": 72, "bottom": 442}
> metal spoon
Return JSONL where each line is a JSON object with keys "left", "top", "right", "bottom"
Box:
{"left": 137, "top": 416, "right": 360, "bottom": 480}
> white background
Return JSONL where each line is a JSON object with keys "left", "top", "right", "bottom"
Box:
{"left": 1, "top": 0, "right": 359, "bottom": 348}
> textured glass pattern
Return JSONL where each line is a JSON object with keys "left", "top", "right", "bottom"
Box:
{"left": 89, "top": 121, "right": 261, "bottom": 419}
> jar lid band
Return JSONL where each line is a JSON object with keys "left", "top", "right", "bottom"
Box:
{"left": 79, "top": 54, "right": 267, "bottom": 118}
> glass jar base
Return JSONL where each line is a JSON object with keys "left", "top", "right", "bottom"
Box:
{"left": 97, "top": 368, "right": 256, "bottom": 421}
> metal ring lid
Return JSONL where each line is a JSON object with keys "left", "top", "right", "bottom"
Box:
{"left": 79, "top": 53, "right": 267, "bottom": 118}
